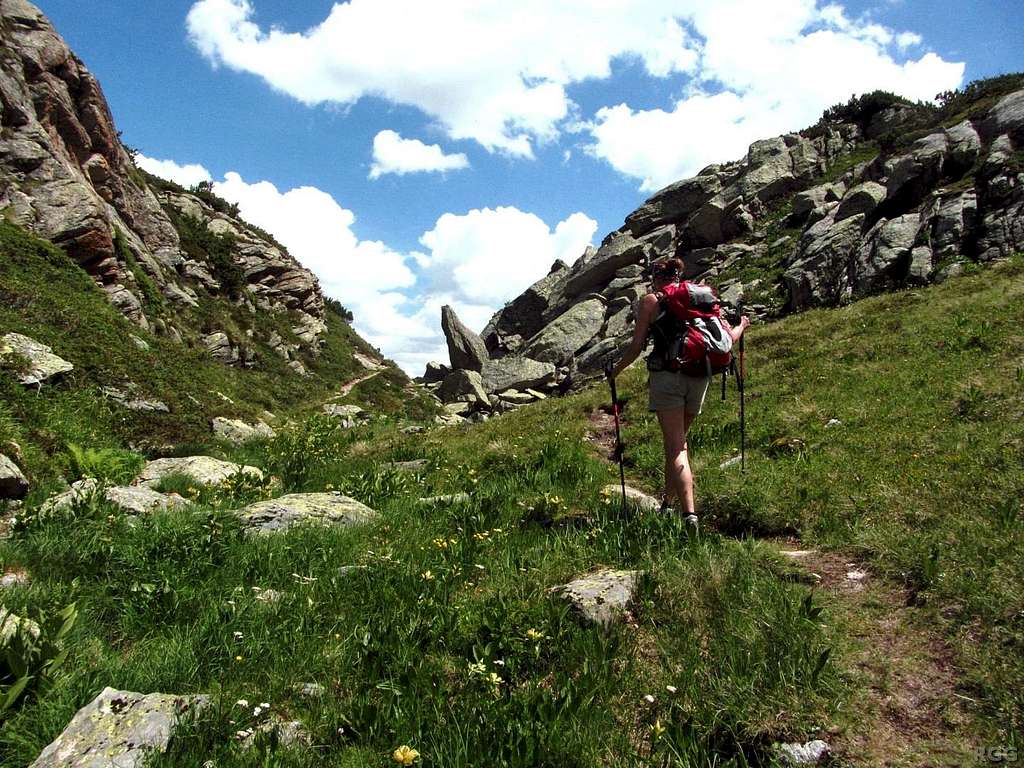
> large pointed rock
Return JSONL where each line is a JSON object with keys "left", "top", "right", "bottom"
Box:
{"left": 441, "top": 305, "right": 488, "bottom": 372}
{"left": 553, "top": 568, "right": 643, "bottom": 627}
{"left": 30, "top": 688, "right": 209, "bottom": 768}
{"left": 0, "top": 333, "right": 74, "bottom": 386}
{"left": 235, "top": 492, "right": 379, "bottom": 534}
{"left": 133, "top": 456, "right": 263, "bottom": 489}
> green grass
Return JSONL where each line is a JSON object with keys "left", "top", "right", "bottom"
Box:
{"left": 2, "top": 237, "right": 1022, "bottom": 764}
{"left": 621, "top": 257, "right": 1024, "bottom": 742}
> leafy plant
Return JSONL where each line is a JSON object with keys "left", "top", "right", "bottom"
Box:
{"left": 1, "top": 602, "right": 78, "bottom": 713}
{"left": 64, "top": 443, "right": 144, "bottom": 485}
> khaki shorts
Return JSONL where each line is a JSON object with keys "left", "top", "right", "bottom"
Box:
{"left": 648, "top": 371, "right": 710, "bottom": 414}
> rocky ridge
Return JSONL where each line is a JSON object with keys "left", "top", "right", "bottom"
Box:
{"left": 430, "top": 82, "right": 1024, "bottom": 411}
{"left": 0, "top": 0, "right": 325, "bottom": 364}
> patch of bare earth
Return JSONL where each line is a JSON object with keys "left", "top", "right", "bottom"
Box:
{"left": 586, "top": 405, "right": 624, "bottom": 463}
{"left": 777, "top": 543, "right": 979, "bottom": 767}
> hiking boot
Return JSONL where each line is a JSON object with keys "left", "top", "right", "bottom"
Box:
{"left": 683, "top": 514, "right": 699, "bottom": 534}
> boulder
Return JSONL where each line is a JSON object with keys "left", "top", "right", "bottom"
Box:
{"left": 202, "top": 332, "right": 239, "bottom": 365}
{"left": 39, "top": 479, "right": 191, "bottom": 516}
{"left": 575, "top": 335, "right": 629, "bottom": 376}
{"left": 834, "top": 182, "right": 886, "bottom": 222}
{"left": 886, "top": 132, "right": 948, "bottom": 207}
{"left": 0, "top": 454, "right": 29, "bottom": 500}
{"left": 555, "top": 230, "right": 647, "bottom": 306}
{"left": 984, "top": 87, "right": 1024, "bottom": 142}
{"left": 944, "top": 120, "right": 982, "bottom": 173}
{"left": 30, "top": 688, "right": 209, "bottom": 768}
{"left": 522, "top": 297, "right": 606, "bottom": 365}
{"left": 553, "top": 568, "right": 642, "bottom": 627}
{"left": 784, "top": 213, "right": 865, "bottom": 310}
{"left": 853, "top": 213, "right": 921, "bottom": 294}
{"left": 601, "top": 484, "right": 659, "bottom": 512}
{"left": 774, "top": 740, "right": 831, "bottom": 766}
{"left": 234, "top": 492, "right": 379, "bottom": 534}
{"left": 928, "top": 191, "right": 977, "bottom": 261}
{"left": 212, "top": 417, "right": 276, "bottom": 443}
{"left": 437, "top": 369, "right": 489, "bottom": 405}
{"left": 421, "top": 361, "right": 449, "bottom": 383}
{"left": 133, "top": 456, "right": 264, "bottom": 489}
{"left": 480, "top": 357, "right": 556, "bottom": 394}
{"left": 0, "top": 333, "right": 74, "bottom": 385}
{"left": 323, "top": 404, "right": 366, "bottom": 420}
{"left": 481, "top": 260, "right": 572, "bottom": 346}
{"left": 626, "top": 174, "right": 722, "bottom": 237}
{"left": 441, "top": 305, "right": 488, "bottom": 372}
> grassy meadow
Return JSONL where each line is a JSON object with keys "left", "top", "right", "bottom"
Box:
{"left": 0, "top": 256, "right": 1022, "bottom": 765}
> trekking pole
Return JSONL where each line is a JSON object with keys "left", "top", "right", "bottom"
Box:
{"left": 606, "top": 370, "right": 628, "bottom": 515}
{"left": 738, "top": 335, "right": 746, "bottom": 472}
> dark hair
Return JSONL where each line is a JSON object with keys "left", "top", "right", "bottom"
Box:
{"left": 650, "top": 257, "right": 682, "bottom": 279}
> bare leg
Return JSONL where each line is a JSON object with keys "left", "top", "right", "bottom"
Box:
{"left": 656, "top": 408, "right": 699, "bottom": 515}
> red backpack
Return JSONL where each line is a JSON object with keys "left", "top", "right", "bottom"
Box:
{"left": 657, "top": 282, "right": 733, "bottom": 376}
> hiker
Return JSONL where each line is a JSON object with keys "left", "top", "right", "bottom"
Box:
{"left": 606, "top": 257, "right": 749, "bottom": 523}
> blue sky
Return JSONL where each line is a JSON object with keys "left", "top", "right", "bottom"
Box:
{"left": 36, "top": 0, "right": 1024, "bottom": 374}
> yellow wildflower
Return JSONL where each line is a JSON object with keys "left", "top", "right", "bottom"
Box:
{"left": 526, "top": 628, "right": 545, "bottom": 641}
{"left": 421, "top": 570, "right": 435, "bottom": 581}
{"left": 392, "top": 745, "right": 419, "bottom": 765}
{"left": 651, "top": 719, "right": 666, "bottom": 740}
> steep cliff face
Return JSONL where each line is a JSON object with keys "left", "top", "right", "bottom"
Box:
{"left": 0, "top": 0, "right": 325, "bottom": 362}
{"left": 442, "top": 78, "right": 1024, "bottom": 406}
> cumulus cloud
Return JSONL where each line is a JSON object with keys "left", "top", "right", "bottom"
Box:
{"left": 369, "top": 131, "right": 469, "bottom": 179}
{"left": 186, "top": 0, "right": 962, "bottom": 191}
{"left": 186, "top": 0, "right": 699, "bottom": 156}
{"left": 135, "top": 153, "right": 213, "bottom": 187}
{"left": 134, "top": 162, "right": 597, "bottom": 374}
{"left": 584, "top": 1, "right": 964, "bottom": 190}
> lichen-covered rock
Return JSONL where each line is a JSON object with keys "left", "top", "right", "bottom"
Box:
{"left": 30, "top": 687, "right": 209, "bottom": 768}
{"left": 834, "top": 181, "right": 887, "bottom": 222}
{"left": 39, "top": 478, "right": 191, "bottom": 516}
{"left": 234, "top": 492, "right": 379, "bottom": 534}
{"left": 774, "top": 740, "right": 831, "bottom": 765}
{"left": 212, "top": 417, "right": 276, "bottom": 443}
{"left": 437, "top": 369, "right": 490, "bottom": 405}
{"left": 601, "top": 484, "right": 660, "bottom": 513}
{"left": 323, "top": 403, "right": 366, "bottom": 420}
{"left": 553, "top": 568, "right": 642, "bottom": 627}
{"left": 0, "top": 333, "right": 73, "bottom": 386}
{"left": 0, "top": 454, "right": 29, "bottom": 500}
{"left": 480, "top": 357, "right": 556, "bottom": 394}
{"left": 522, "top": 297, "right": 606, "bottom": 365}
{"left": 133, "top": 456, "right": 263, "bottom": 489}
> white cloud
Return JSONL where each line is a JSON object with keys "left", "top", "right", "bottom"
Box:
{"left": 186, "top": 0, "right": 699, "bottom": 156}
{"left": 135, "top": 154, "right": 212, "bottom": 188}
{"left": 369, "top": 130, "right": 469, "bottom": 179}
{"left": 417, "top": 207, "right": 597, "bottom": 306}
{"left": 185, "top": 171, "right": 596, "bottom": 375}
{"left": 584, "top": 1, "right": 964, "bottom": 190}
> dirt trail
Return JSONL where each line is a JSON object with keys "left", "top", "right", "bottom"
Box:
{"left": 333, "top": 369, "right": 383, "bottom": 398}
{"left": 776, "top": 544, "right": 977, "bottom": 767}
{"left": 583, "top": 405, "right": 980, "bottom": 767}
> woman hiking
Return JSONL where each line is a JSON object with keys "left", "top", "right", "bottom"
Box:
{"left": 606, "top": 256, "right": 749, "bottom": 526}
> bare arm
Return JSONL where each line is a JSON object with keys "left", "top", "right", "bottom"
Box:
{"left": 726, "top": 315, "right": 751, "bottom": 344}
{"left": 608, "top": 293, "right": 660, "bottom": 379}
